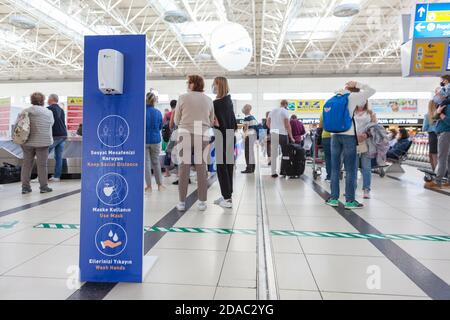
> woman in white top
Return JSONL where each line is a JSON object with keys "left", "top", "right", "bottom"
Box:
{"left": 354, "top": 102, "right": 377, "bottom": 199}
{"left": 174, "top": 75, "right": 214, "bottom": 212}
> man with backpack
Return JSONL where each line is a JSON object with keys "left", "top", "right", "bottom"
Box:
{"left": 323, "top": 81, "right": 376, "bottom": 209}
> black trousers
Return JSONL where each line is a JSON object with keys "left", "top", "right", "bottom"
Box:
{"left": 217, "top": 163, "right": 234, "bottom": 200}
{"left": 216, "top": 134, "right": 235, "bottom": 200}
{"left": 244, "top": 135, "right": 256, "bottom": 172}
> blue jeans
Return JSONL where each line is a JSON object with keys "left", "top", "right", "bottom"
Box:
{"left": 330, "top": 134, "right": 358, "bottom": 202}
{"left": 322, "top": 137, "right": 331, "bottom": 180}
{"left": 49, "top": 137, "right": 66, "bottom": 178}
{"left": 358, "top": 153, "right": 372, "bottom": 191}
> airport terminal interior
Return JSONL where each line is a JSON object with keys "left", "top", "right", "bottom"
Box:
{"left": 1, "top": 0, "right": 450, "bottom": 302}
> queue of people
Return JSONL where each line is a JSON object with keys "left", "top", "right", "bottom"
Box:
{"left": 15, "top": 75, "right": 450, "bottom": 210}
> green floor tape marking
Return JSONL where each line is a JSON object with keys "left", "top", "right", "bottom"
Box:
{"left": 33, "top": 223, "right": 450, "bottom": 242}
{"left": 0, "top": 221, "right": 19, "bottom": 229}
{"left": 34, "top": 223, "right": 80, "bottom": 230}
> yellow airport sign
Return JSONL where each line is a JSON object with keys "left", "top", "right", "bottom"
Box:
{"left": 68, "top": 97, "right": 83, "bottom": 105}
{"left": 288, "top": 100, "right": 324, "bottom": 113}
{"left": 413, "top": 42, "right": 445, "bottom": 73}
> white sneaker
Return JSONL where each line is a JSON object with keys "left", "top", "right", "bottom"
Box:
{"left": 49, "top": 177, "right": 60, "bottom": 182}
{"left": 31, "top": 178, "right": 38, "bottom": 183}
{"left": 219, "top": 199, "right": 232, "bottom": 209}
{"left": 176, "top": 202, "right": 186, "bottom": 211}
{"left": 197, "top": 201, "right": 207, "bottom": 211}
{"left": 214, "top": 197, "right": 224, "bottom": 205}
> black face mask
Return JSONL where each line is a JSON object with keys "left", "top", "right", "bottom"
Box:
{"left": 441, "top": 81, "right": 446, "bottom": 87}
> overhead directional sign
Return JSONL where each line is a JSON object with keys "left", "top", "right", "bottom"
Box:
{"left": 413, "top": 3, "right": 450, "bottom": 38}
{"left": 413, "top": 41, "right": 445, "bottom": 73}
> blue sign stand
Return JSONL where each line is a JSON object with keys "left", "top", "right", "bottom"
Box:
{"left": 79, "top": 35, "right": 156, "bottom": 283}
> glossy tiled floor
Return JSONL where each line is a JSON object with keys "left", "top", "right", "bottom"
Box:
{"left": 0, "top": 158, "right": 449, "bottom": 300}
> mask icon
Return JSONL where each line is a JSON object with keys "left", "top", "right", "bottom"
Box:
{"left": 103, "top": 180, "right": 115, "bottom": 197}
{"left": 96, "top": 173, "right": 128, "bottom": 206}
{"left": 103, "top": 186, "right": 114, "bottom": 197}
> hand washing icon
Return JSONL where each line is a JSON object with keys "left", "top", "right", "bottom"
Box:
{"left": 95, "top": 223, "right": 128, "bottom": 257}
{"left": 100, "top": 230, "right": 122, "bottom": 249}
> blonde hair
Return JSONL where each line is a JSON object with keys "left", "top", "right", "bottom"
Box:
{"left": 242, "top": 104, "right": 252, "bottom": 114}
{"left": 428, "top": 100, "right": 438, "bottom": 124}
{"left": 214, "top": 77, "right": 229, "bottom": 99}
{"left": 146, "top": 92, "right": 157, "bottom": 105}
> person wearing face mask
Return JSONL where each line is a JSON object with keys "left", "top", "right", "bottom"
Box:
{"left": 387, "top": 128, "right": 398, "bottom": 148}
{"left": 433, "top": 75, "right": 450, "bottom": 107}
{"left": 386, "top": 128, "right": 410, "bottom": 160}
{"left": 354, "top": 101, "right": 377, "bottom": 199}
{"left": 426, "top": 76, "right": 450, "bottom": 189}
{"left": 212, "top": 77, "right": 237, "bottom": 208}
{"left": 423, "top": 100, "right": 438, "bottom": 171}
{"left": 174, "top": 75, "right": 215, "bottom": 211}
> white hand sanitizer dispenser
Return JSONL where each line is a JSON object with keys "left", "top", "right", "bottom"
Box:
{"left": 98, "top": 49, "right": 124, "bottom": 95}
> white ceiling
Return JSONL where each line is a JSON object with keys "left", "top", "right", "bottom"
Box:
{"left": 0, "top": 0, "right": 431, "bottom": 81}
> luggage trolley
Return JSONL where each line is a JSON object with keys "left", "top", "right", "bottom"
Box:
{"left": 306, "top": 129, "right": 325, "bottom": 180}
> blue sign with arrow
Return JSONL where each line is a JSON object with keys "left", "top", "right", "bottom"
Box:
{"left": 413, "top": 3, "right": 450, "bottom": 38}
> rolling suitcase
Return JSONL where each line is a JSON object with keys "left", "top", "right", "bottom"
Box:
{"left": 280, "top": 144, "right": 306, "bottom": 178}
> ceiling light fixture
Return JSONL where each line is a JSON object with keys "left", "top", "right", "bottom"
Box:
{"left": 163, "top": 10, "right": 190, "bottom": 23}
{"left": 9, "top": 15, "right": 37, "bottom": 29}
{"left": 13, "top": 0, "right": 96, "bottom": 42}
{"left": 333, "top": 3, "right": 360, "bottom": 17}
{"left": 195, "top": 53, "right": 212, "bottom": 61}
{"left": 306, "top": 50, "right": 326, "bottom": 60}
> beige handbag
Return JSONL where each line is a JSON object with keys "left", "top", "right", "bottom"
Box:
{"left": 357, "top": 140, "right": 368, "bottom": 154}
